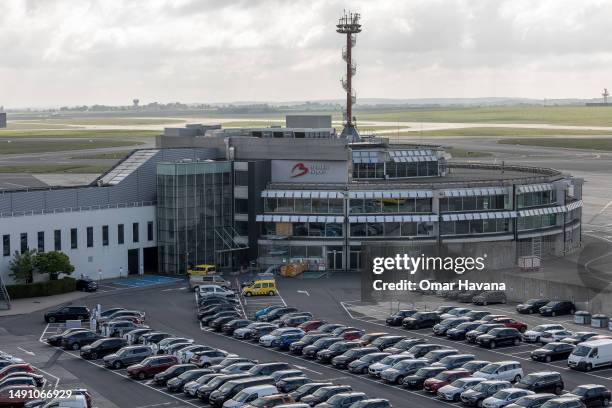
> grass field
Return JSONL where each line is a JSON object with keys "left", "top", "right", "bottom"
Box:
{"left": 447, "top": 148, "right": 492, "bottom": 158}
{"left": 0, "top": 164, "right": 111, "bottom": 173}
{"left": 393, "top": 127, "right": 612, "bottom": 137}
{"left": 10, "top": 118, "right": 186, "bottom": 126}
{"left": 5, "top": 122, "right": 82, "bottom": 130}
{"left": 0, "top": 129, "right": 159, "bottom": 138}
{"left": 0, "top": 139, "right": 143, "bottom": 154}
{"left": 498, "top": 138, "right": 612, "bottom": 151}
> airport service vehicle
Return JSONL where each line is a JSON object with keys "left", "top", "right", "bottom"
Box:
{"left": 318, "top": 391, "right": 367, "bottom": 408}
{"left": 80, "top": 338, "right": 127, "bottom": 359}
{"left": 540, "top": 330, "right": 574, "bottom": 344}
{"left": 166, "top": 368, "right": 213, "bottom": 392}
{"left": 380, "top": 359, "right": 428, "bottom": 384}
{"left": 331, "top": 347, "right": 378, "bottom": 369}
{"left": 154, "top": 364, "right": 198, "bottom": 386}
{"left": 473, "top": 291, "right": 507, "bottom": 306}
{"left": 223, "top": 384, "right": 279, "bottom": 407}
{"left": 437, "top": 377, "right": 487, "bottom": 402}
{"left": 481, "top": 388, "right": 534, "bottom": 408}
{"left": 61, "top": 331, "right": 103, "bottom": 350}
{"left": 402, "top": 312, "right": 441, "bottom": 329}
{"left": 568, "top": 339, "right": 612, "bottom": 371}
{"left": 440, "top": 308, "right": 473, "bottom": 320}
{"left": 505, "top": 394, "right": 556, "bottom": 408}
{"left": 103, "top": 345, "right": 154, "bottom": 369}
{"left": 491, "top": 318, "right": 529, "bottom": 333}
{"left": 46, "top": 329, "right": 92, "bottom": 347}
{"left": 434, "top": 317, "right": 471, "bottom": 336}
{"left": 402, "top": 366, "right": 447, "bottom": 390}
{"left": 561, "top": 332, "right": 598, "bottom": 346}
{"left": 188, "top": 264, "right": 217, "bottom": 276}
{"left": 474, "top": 362, "right": 523, "bottom": 382}
{"left": 539, "top": 301, "right": 576, "bottom": 317}
{"left": 347, "top": 353, "right": 390, "bottom": 374}
{"left": 523, "top": 325, "right": 566, "bottom": 343}
{"left": 432, "top": 354, "right": 476, "bottom": 370}
{"left": 565, "top": 384, "right": 612, "bottom": 407}
{"left": 299, "top": 385, "right": 353, "bottom": 406}
{"left": 383, "top": 338, "right": 425, "bottom": 354}
{"left": 44, "top": 306, "right": 90, "bottom": 323}
{"left": 386, "top": 310, "right": 418, "bottom": 326}
{"left": 447, "top": 322, "right": 482, "bottom": 340}
{"left": 530, "top": 342, "right": 575, "bottom": 362}
{"left": 289, "top": 382, "right": 333, "bottom": 401}
{"left": 476, "top": 328, "right": 522, "bottom": 349}
{"left": 127, "top": 355, "right": 179, "bottom": 380}
{"left": 242, "top": 279, "right": 277, "bottom": 296}
{"left": 515, "top": 372, "right": 564, "bottom": 395}
{"left": 423, "top": 369, "right": 471, "bottom": 394}
{"left": 516, "top": 299, "right": 550, "bottom": 314}
{"left": 460, "top": 380, "right": 513, "bottom": 407}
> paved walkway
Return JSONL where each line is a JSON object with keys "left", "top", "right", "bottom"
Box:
{"left": 0, "top": 290, "right": 90, "bottom": 317}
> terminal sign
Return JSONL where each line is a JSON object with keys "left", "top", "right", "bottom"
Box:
{"left": 272, "top": 160, "right": 348, "bottom": 183}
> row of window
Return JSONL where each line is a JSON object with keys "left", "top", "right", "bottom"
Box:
{"left": 440, "top": 219, "right": 512, "bottom": 236}
{"left": 517, "top": 214, "right": 558, "bottom": 231}
{"left": 261, "top": 221, "right": 435, "bottom": 238}
{"left": 2, "top": 222, "right": 154, "bottom": 256}
{"left": 439, "top": 195, "right": 510, "bottom": 212}
{"left": 517, "top": 191, "right": 557, "bottom": 208}
{"left": 349, "top": 198, "right": 432, "bottom": 214}
{"left": 264, "top": 198, "right": 344, "bottom": 214}
{"left": 352, "top": 161, "right": 439, "bottom": 179}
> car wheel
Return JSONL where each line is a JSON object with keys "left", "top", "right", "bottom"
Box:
{"left": 138, "top": 372, "right": 146, "bottom": 380}
{"left": 555, "top": 386, "right": 563, "bottom": 395}
{"left": 513, "top": 375, "right": 521, "bottom": 383}
{"left": 514, "top": 338, "right": 520, "bottom": 346}
{"left": 48, "top": 317, "right": 56, "bottom": 323}
{"left": 477, "top": 400, "right": 483, "bottom": 408}
{"left": 113, "top": 361, "right": 122, "bottom": 369}
{"left": 90, "top": 352, "right": 98, "bottom": 359}
{"left": 586, "top": 363, "right": 593, "bottom": 372}
{"left": 268, "top": 291, "right": 275, "bottom": 296}
{"left": 72, "top": 343, "right": 80, "bottom": 350}
{"left": 545, "top": 355, "right": 552, "bottom": 363}
{"left": 483, "top": 301, "right": 488, "bottom": 306}
{"left": 453, "top": 395, "right": 460, "bottom": 402}
{"left": 245, "top": 292, "right": 252, "bottom": 297}
{"left": 501, "top": 299, "right": 507, "bottom": 304}
{"left": 529, "top": 309, "right": 534, "bottom": 314}
{"left": 362, "top": 367, "right": 368, "bottom": 374}
{"left": 602, "top": 398, "right": 609, "bottom": 406}
{"left": 489, "top": 341, "right": 496, "bottom": 349}
{"left": 396, "top": 376, "right": 404, "bottom": 384}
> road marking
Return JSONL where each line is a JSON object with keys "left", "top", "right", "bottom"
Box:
{"left": 294, "top": 365, "right": 323, "bottom": 375}
{"left": 297, "top": 290, "right": 310, "bottom": 296}
{"left": 17, "top": 347, "right": 35, "bottom": 356}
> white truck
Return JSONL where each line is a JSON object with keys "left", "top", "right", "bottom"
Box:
{"left": 568, "top": 339, "right": 612, "bottom": 371}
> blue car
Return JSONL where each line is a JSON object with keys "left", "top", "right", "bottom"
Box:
{"left": 255, "top": 305, "right": 282, "bottom": 319}
{"left": 274, "top": 333, "right": 305, "bottom": 350}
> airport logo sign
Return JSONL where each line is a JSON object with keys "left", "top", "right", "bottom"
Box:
{"left": 291, "top": 162, "right": 329, "bottom": 178}
{"left": 272, "top": 160, "right": 348, "bottom": 183}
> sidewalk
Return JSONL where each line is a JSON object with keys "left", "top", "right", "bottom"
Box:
{"left": 0, "top": 290, "right": 91, "bottom": 317}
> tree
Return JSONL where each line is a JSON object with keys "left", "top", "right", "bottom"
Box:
{"left": 33, "top": 251, "right": 75, "bottom": 280}
{"left": 8, "top": 249, "right": 37, "bottom": 284}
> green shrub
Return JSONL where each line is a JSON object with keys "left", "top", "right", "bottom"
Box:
{"left": 6, "top": 277, "right": 76, "bottom": 299}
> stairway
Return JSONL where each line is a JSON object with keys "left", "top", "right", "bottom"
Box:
{"left": 0, "top": 274, "right": 10, "bottom": 310}
{"left": 532, "top": 236, "right": 543, "bottom": 259}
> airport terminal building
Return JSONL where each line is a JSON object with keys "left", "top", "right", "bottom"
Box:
{"left": 0, "top": 116, "right": 583, "bottom": 283}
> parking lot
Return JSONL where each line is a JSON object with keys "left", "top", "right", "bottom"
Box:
{"left": 4, "top": 274, "right": 612, "bottom": 407}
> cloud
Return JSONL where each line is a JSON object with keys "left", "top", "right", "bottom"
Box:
{"left": 1, "top": 0, "right": 612, "bottom": 107}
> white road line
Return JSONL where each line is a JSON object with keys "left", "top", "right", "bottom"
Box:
{"left": 17, "top": 347, "right": 35, "bottom": 356}
{"left": 294, "top": 365, "right": 323, "bottom": 375}
{"left": 39, "top": 324, "right": 50, "bottom": 342}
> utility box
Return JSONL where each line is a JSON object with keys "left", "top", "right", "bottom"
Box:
{"left": 518, "top": 256, "right": 541, "bottom": 271}
{"left": 575, "top": 311, "right": 591, "bottom": 325}
{"left": 592, "top": 314, "right": 609, "bottom": 328}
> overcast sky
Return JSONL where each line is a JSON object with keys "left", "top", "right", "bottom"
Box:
{"left": 2, "top": 0, "right": 612, "bottom": 107}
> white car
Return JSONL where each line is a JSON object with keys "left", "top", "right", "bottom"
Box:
{"left": 368, "top": 354, "right": 415, "bottom": 377}
{"left": 191, "top": 349, "right": 236, "bottom": 368}
{"left": 258, "top": 328, "right": 303, "bottom": 347}
{"left": 482, "top": 388, "right": 534, "bottom": 408}
{"left": 539, "top": 329, "right": 574, "bottom": 344}
{"left": 198, "top": 285, "right": 234, "bottom": 298}
{"left": 440, "top": 308, "right": 472, "bottom": 320}
{"left": 474, "top": 361, "right": 523, "bottom": 383}
{"left": 522, "top": 324, "right": 565, "bottom": 343}
{"left": 178, "top": 345, "right": 215, "bottom": 363}
{"left": 437, "top": 377, "right": 487, "bottom": 402}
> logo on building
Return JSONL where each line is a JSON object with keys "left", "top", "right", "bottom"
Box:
{"left": 291, "top": 163, "right": 310, "bottom": 178}
{"left": 291, "top": 162, "right": 331, "bottom": 178}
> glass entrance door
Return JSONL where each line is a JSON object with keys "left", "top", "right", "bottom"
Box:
{"left": 326, "top": 246, "right": 343, "bottom": 270}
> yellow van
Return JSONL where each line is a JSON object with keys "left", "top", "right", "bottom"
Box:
{"left": 187, "top": 264, "right": 216, "bottom": 276}
{"left": 242, "top": 279, "right": 277, "bottom": 297}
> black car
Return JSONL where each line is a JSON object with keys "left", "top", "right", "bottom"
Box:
{"left": 141, "top": 332, "right": 172, "bottom": 345}
{"left": 300, "top": 385, "right": 353, "bottom": 406}
{"left": 476, "top": 327, "right": 522, "bottom": 349}
{"left": 221, "top": 319, "right": 251, "bottom": 335}
{"left": 516, "top": 299, "right": 550, "bottom": 314}
{"left": 566, "top": 385, "right": 612, "bottom": 407}
{"left": 196, "top": 373, "right": 251, "bottom": 402}
{"left": 402, "top": 312, "right": 441, "bottom": 330}
{"left": 350, "top": 399, "right": 392, "bottom": 408}
{"left": 201, "top": 311, "right": 240, "bottom": 326}
{"left": 80, "top": 338, "right": 127, "bottom": 359}
{"left": 539, "top": 301, "right": 576, "bottom": 317}
{"left": 46, "top": 328, "right": 91, "bottom": 346}
{"left": 75, "top": 277, "right": 98, "bottom": 292}
{"left": 248, "top": 362, "right": 291, "bottom": 377}
{"left": 433, "top": 317, "right": 471, "bottom": 336}
{"left": 347, "top": 352, "right": 390, "bottom": 374}
{"left": 210, "top": 315, "right": 239, "bottom": 331}
{"left": 539, "top": 397, "right": 585, "bottom": 408}
{"left": 250, "top": 325, "right": 278, "bottom": 341}
{"left": 332, "top": 347, "right": 378, "bottom": 369}
{"left": 302, "top": 337, "right": 344, "bottom": 359}
{"left": 44, "top": 306, "right": 90, "bottom": 323}
{"left": 386, "top": 310, "right": 417, "bottom": 326}
{"left": 154, "top": 364, "right": 198, "bottom": 386}
{"left": 316, "top": 341, "right": 361, "bottom": 363}
{"left": 466, "top": 323, "right": 504, "bottom": 343}
{"left": 516, "top": 371, "right": 564, "bottom": 395}
{"left": 290, "top": 333, "right": 329, "bottom": 355}
{"left": 460, "top": 380, "right": 512, "bottom": 406}
{"left": 277, "top": 376, "right": 312, "bottom": 393}
{"left": 61, "top": 331, "right": 102, "bottom": 350}
{"left": 262, "top": 307, "right": 299, "bottom": 322}
{"left": 402, "top": 366, "right": 446, "bottom": 389}
{"left": 383, "top": 338, "right": 426, "bottom": 354}
{"left": 561, "top": 332, "right": 598, "bottom": 346}
{"left": 166, "top": 368, "right": 212, "bottom": 392}
{"left": 197, "top": 304, "right": 237, "bottom": 320}
{"left": 289, "top": 382, "right": 333, "bottom": 401}
{"left": 531, "top": 342, "right": 575, "bottom": 362}
{"left": 446, "top": 322, "right": 482, "bottom": 340}
{"left": 370, "top": 335, "right": 405, "bottom": 350}
{"left": 506, "top": 394, "right": 556, "bottom": 408}
{"left": 433, "top": 306, "right": 456, "bottom": 315}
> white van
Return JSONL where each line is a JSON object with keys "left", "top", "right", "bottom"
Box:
{"left": 568, "top": 339, "right": 612, "bottom": 371}
{"left": 42, "top": 394, "right": 88, "bottom": 407}
{"left": 223, "top": 384, "right": 278, "bottom": 407}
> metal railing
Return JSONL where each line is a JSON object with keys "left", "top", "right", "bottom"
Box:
{"left": 0, "top": 201, "right": 156, "bottom": 219}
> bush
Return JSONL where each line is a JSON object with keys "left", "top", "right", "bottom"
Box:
{"left": 6, "top": 277, "right": 76, "bottom": 299}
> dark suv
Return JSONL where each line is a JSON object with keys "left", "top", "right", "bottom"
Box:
{"left": 386, "top": 310, "right": 417, "bottom": 326}
{"left": 516, "top": 371, "right": 564, "bottom": 395}
{"left": 80, "top": 338, "right": 127, "bottom": 359}
{"left": 316, "top": 341, "right": 361, "bottom": 363}
{"left": 402, "top": 312, "right": 440, "bottom": 330}
{"left": 466, "top": 324, "right": 504, "bottom": 343}
{"left": 566, "top": 385, "right": 612, "bottom": 407}
{"left": 476, "top": 328, "right": 522, "bottom": 349}
{"left": 516, "top": 299, "right": 550, "bottom": 314}
{"left": 539, "top": 301, "right": 576, "bottom": 317}
{"left": 44, "top": 306, "right": 90, "bottom": 323}
{"left": 61, "top": 331, "right": 102, "bottom": 350}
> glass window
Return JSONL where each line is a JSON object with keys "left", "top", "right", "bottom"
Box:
{"left": 20, "top": 233, "right": 28, "bottom": 253}
{"left": 349, "top": 199, "right": 365, "bottom": 214}
{"left": 325, "top": 223, "right": 343, "bottom": 237}
{"left": 86, "top": 227, "right": 93, "bottom": 248}
{"left": 147, "top": 221, "right": 154, "bottom": 241}
{"left": 235, "top": 199, "right": 249, "bottom": 214}
{"left": 264, "top": 198, "right": 278, "bottom": 212}
{"left": 118, "top": 224, "right": 124, "bottom": 245}
{"left": 54, "top": 230, "right": 61, "bottom": 251}
{"left": 364, "top": 199, "right": 380, "bottom": 213}
{"left": 234, "top": 171, "right": 248, "bottom": 186}
{"left": 102, "top": 225, "right": 109, "bottom": 246}
{"left": 293, "top": 222, "right": 307, "bottom": 237}
{"left": 312, "top": 199, "right": 328, "bottom": 213}
{"left": 309, "top": 222, "right": 325, "bottom": 237}
{"left": 295, "top": 198, "right": 312, "bottom": 213}
{"left": 132, "top": 223, "right": 139, "bottom": 243}
{"left": 2, "top": 235, "right": 10, "bottom": 256}
{"left": 70, "top": 228, "right": 77, "bottom": 249}
{"left": 386, "top": 222, "right": 401, "bottom": 236}
{"left": 401, "top": 222, "right": 417, "bottom": 236}
{"left": 368, "top": 222, "right": 383, "bottom": 236}
{"left": 350, "top": 223, "right": 367, "bottom": 237}
{"left": 37, "top": 231, "right": 45, "bottom": 252}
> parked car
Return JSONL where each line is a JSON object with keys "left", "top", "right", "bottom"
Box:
{"left": 481, "top": 388, "right": 534, "bottom": 408}
{"left": 248, "top": 362, "right": 292, "bottom": 377}
{"left": 80, "top": 338, "right": 127, "bottom": 359}
{"left": 299, "top": 385, "right": 353, "bottom": 406}
{"left": 473, "top": 291, "right": 507, "bottom": 306}
{"left": 476, "top": 328, "right": 522, "bottom": 349}
{"left": 530, "top": 342, "right": 575, "bottom": 362}
{"left": 523, "top": 325, "right": 566, "bottom": 343}
{"left": 166, "top": 368, "right": 213, "bottom": 392}
{"left": 432, "top": 354, "right": 476, "bottom": 370}
{"left": 474, "top": 362, "right": 523, "bottom": 383}
{"left": 190, "top": 275, "right": 231, "bottom": 291}
{"left": 44, "top": 306, "right": 90, "bottom": 323}
{"left": 61, "top": 331, "right": 102, "bottom": 350}
{"left": 289, "top": 382, "right": 333, "bottom": 401}
{"left": 538, "top": 397, "right": 586, "bottom": 408}
{"left": 211, "top": 357, "right": 258, "bottom": 373}
{"left": 141, "top": 332, "right": 172, "bottom": 345}
{"left": 251, "top": 325, "right": 279, "bottom": 342}
{"left": 461, "top": 360, "right": 492, "bottom": 374}
{"left": 539, "top": 301, "right": 576, "bottom": 317}
{"left": 302, "top": 337, "right": 344, "bottom": 359}
{"left": 198, "top": 284, "right": 235, "bottom": 299}
{"left": 234, "top": 323, "right": 276, "bottom": 340}
{"left": 0, "top": 376, "right": 38, "bottom": 390}
{"left": 260, "top": 307, "right": 299, "bottom": 322}
{"left": 0, "top": 372, "right": 44, "bottom": 387}
{"left": 155, "top": 337, "right": 194, "bottom": 354}
{"left": 255, "top": 306, "right": 283, "bottom": 319}
{"left": 433, "top": 317, "right": 471, "bottom": 336}
{"left": 289, "top": 333, "right": 330, "bottom": 355}
{"left": 312, "top": 323, "right": 346, "bottom": 334}
{"left": 259, "top": 328, "right": 304, "bottom": 347}
{"left": 99, "top": 310, "right": 145, "bottom": 324}
{"left": 75, "top": 277, "right": 98, "bottom": 292}
{"left": 0, "top": 364, "right": 35, "bottom": 381}
{"left": 127, "top": 355, "right": 179, "bottom": 380}
{"left": 104, "top": 320, "right": 147, "bottom": 337}
{"left": 46, "top": 328, "right": 92, "bottom": 347}
{"left": 516, "top": 299, "right": 550, "bottom": 314}
{"left": 298, "top": 320, "right": 326, "bottom": 332}
{"left": 402, "top": 312, "right": 441, "bottom": 329}
{"left": 369, "top": 335, "right": 405, "bottom": 350}
{"left": 380, "top": 359, "right": 428, "bottom": 384}
{"left": 368, "top": 354, "right": 416, "bottom": 377}
{"left": 458, "top": 291, "right": 485, "bottom": 303}
{"left": 402, "top": 366, "right": 447, "bottom": 390}
{"left": 103, "top": 345, "right": 154, "bottom": 369}
{"left": 0, "top": 385, "right": 38, "bottom": 406}
{"left": 124, "top": 328, "right": 153, "bottom": 345}
{"left": 349, "top": 399, "right": 392, "bottom": 408}
{"left": 191, "top": 349, "right": 233, "bottom": 368}
{"left": 202, "top": 311, "right": 241, "bottom": 326}
{"left": 447, "top": 322, "right": 482, "bottom": 340}
{"left": 319, "top": 392, "right": 367, "bottom": 408}
{"left": 331, "top": 347, "right": 378, "bottom": 369}
{"left": 491, "top": 318, "right": 528, "bottom": 333}
{"left": 561, "top": 332, "right": 598, "bottom": 346}
{"left": 403, "top": 343, "right": 445, "bottom": 359}
{"left": 437, "top": 377, "right": 487, "bottom": 402}
{"left": 275, "top": 333, "right": 305, "bottom": 350}
{"left": 357, "top": 333, "right": 388, "bottom": 346}
{"left": 383, "top": 338, "right": 426, "bottom": 354}
{"left": 440, "top": 308, "right": 473, "bottom": 320}
{"left": 196, "top": 373, "right": 251, "bottom": 403}
{"left": 515, "top": 372, "right": 564, "bottom": 395}
{"left": 280, "top": 315, "right": 313, "bottom": 328}
{"left": 540, "top": 330, "right": 574, "bottom": 344}
{"left": 226, "top": 384, "right": 282, "bottom": 407}
{"left": 460, "top": 380, "right": 513, "bottom": 407}
{"left": 386, "top": 310, "right": 418, "bottom": 326}
{"left": 178, "top": 345, "right": 216, "bottom": 364}
{"left": 183, "top": 373, "right": 224, "bottom": 397}
{"left": 154, "top": 363, "right": 198, "bottom": 386}
{"left": 423, "top": 349, "right": 459, "bottom": 364}
{"left": 347, "top": 352, "right": 390, "bottom": 374}
{"left": 566, "top": 384, "right": 612, "bottom": 407}
{"left": 317, "top": 341, "right": 362, "bottom": 363}
{"left": 423, "top": 369, "right": 471, "bottom": 394}
{"left": 505, "top": 394, "right": 556, "bottom": 408}
{"left": 277, "top": 376, "right": 312, "bottom": 393}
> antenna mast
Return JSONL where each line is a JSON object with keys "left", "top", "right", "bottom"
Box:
{"left": 337, "top": 10, "right": 361, "bottom": 141}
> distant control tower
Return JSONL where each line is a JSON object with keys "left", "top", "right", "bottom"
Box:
{"left": 337, "top": 10, "right": 361, "bottom": 142}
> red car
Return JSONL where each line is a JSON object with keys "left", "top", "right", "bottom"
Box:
{"left": 298, "top": 320, "right": 326, "bottom": 332}
{"left": 343, "top": 330, "right": 365, "bottom": 341}
{"left": 492, "top": 317, "right": 528, "bottom": 333}
{"left": 423, "top": 369, "right": 471, "bottom": 393}
{"left": 0, "top": 364, "right": 34, "bottom": 380}
{"left": 126, "top": 355, "right": 178, "bottom": 380}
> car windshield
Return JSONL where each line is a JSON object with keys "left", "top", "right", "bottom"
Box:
{"left": 456, "top": 323, "right": 476, "bottom": 330}
{"left": 328, "top": 343, "right": 346, "bottom": 351}
{"left": 572, "top": 346, "right": 591, "bottom": 357}
{"left": 89, "top": 339, "right": 107, "bottom": 347}
{"left": 547, "top": 301, "right": 561, "bottom": 307}
{"left": 487, "top": 328, "right": 504, "bottom": 336}
{"left": 450, "top": 378, "right": 471, "bottom": 388}
{"left": 542, "top": 344, "right": 558, "bottom": 350}
{"left": 480, "top": 364, "right": 500, "bottom": 374}
{"left": 344, "top": 349, "right": 361, "bottom": 357}
{"left": 380, "top": 356, "right": 400, "bottom": 365}
{"left": 513, "top": 396, "right": 536, "bottom": 407}
{"left": 532, "top": 325, "right": 553, "bottom": 332}
{"left": 570, "top": 387, "right": 588, "bottom": 396}
{"left": 313, "top": 387, "right": 336, "bottom": 397}
{"left": 435, "top": 372, "right": 453, "bottom": 381}
{"left": 471, "top": 382, "right": 489, "bottom": 392}
{"left": 414, "top": 368, "right": 439, "bottom": 377}
{"left": 526, "top": 299, "right": 543, "bottom": 305}
{"left": 313, "top": 339, "right": 335, "bottom": 347}
{"left": 520, "top": 374, "right": 540, "bottom": 385}
{"left": 394, "top": 360, "right": 414, "bottom": 369}
{"left": 233, "top": 390, "right": 258, "bottom": 403}
{"left": 206, "top": 377, "right": 226, "bottom": 388}
{"left": 475, "top": 325, "right": 490, "bottom": 333}
{"left": 117, "top": 348, "right": 134, "bottom": 356}
{"left": 493, "top": 390, "right": 514, "bottom": 399}
{"left": 361, "top": 354, "right": 385, "bottom": 363}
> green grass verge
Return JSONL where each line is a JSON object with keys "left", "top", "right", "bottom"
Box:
{"left": 0, "top": 140, "right": 142, "bottom": 154}
{"left": 498, "top": 138, "right": 612, "bottom": 151}
{"left": 0, "top": 164, "right": 111, "bottom": 173}
{"left": 13, "top": 117, "right": 186, "bottom": 126}
{"left": 395, "top": 127, "right": 612, "bottom": 137}
{"left": 0, "top": 129, "right": 160, "bottom": 138}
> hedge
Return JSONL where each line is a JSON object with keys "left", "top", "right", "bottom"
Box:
{"left": 6, "top": 277, "right": 76, "bottom": 299}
